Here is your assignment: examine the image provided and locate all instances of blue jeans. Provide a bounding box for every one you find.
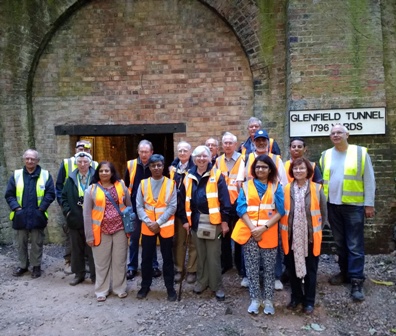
[328,203,365,279]
[127,219,159,271]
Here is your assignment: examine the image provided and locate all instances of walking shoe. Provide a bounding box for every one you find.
[328,272,348,285]
[303,305,314,315]
[193,283,207,294]
[215,288,225,301]
[136,287,150,299]
[64,260,72,275]
[69,275,85,286]
[153,267,162,278]
[174,272,182,283]
[351,279,365,302]
[31,266,41,279]
[240,277,249,288]
[274,279,284,291]
[247,299,261,314]
[286,300,301,310]
[186,272,196,284]
[126,269,137,280]
[167,288,177,302]
[263,299,275,315]
[12,267,28,277]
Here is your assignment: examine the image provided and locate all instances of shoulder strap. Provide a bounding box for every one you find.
[96,184,123,217]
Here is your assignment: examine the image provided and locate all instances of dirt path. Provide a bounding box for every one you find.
[0,245,395,336]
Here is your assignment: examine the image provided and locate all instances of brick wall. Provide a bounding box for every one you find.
[0,0,395,252]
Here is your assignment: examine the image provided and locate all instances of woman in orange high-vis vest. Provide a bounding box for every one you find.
[178,145,231,302]
[284,138,323,184]
[280,157,328,315]
[83,161,131,302]
[232,154,285,316]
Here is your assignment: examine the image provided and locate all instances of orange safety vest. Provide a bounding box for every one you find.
[245,152,281,180]
[215,154,243,204]
[241,138,274,157]
[140,177,175,238]
[284,160,316,183]
[90,181,127,246]
[231,180,279,248]
[184,168,222,225]
[280,182,322,256]
[127,159,138,194]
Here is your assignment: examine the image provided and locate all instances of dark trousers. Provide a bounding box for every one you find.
[69,228,95,279]
[221,209,241,272]
[328,203,365,279]
[285,245,319,307]
[127,219,159,271]
[141,234,174,290]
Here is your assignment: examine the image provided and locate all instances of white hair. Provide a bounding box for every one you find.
[192,145,211,165]
[222,132,237,143]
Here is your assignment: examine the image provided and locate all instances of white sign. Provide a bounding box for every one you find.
[289,108,386,137]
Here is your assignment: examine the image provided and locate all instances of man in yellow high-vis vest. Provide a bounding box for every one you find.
[5,149,55,279]
[320,124,375,302]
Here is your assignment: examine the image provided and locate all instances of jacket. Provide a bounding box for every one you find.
[61,166,95,230]
[5,165,55,230]
[280,181,327,256]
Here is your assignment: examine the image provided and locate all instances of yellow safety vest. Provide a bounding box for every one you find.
[10,169,49,220]
[127,159,138,194]
[280,182,323,256]
[320,145,366,203]
[140,177,175,238]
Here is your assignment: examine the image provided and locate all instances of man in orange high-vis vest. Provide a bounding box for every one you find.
[135,154,177,301]
[215,132,244,276]
[238,117,281,156]
[123,139,161,280]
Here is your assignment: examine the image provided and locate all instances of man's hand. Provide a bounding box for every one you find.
[183,222,190,233]
[86,240,94,247]
[365,206,375,218]
[147,221,160,234]
[220,221,229,237]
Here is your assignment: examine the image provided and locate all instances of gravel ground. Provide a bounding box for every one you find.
[0,243,395,336]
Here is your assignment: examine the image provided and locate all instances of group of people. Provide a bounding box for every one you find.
[5,117,376,314]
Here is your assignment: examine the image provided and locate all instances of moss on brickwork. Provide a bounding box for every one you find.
[257,0,277,69]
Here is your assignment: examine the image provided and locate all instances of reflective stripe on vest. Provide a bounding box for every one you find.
[141,177,175,238]
[127,159,138,194]
[320,145,366,203]
[245,152,280,180]
[90,181,126,246]
[215,154,243,204]
[10,169,49,220]
[231,180,278,248]
[184,168,222,226]
[64,157,98,184]
[280,182,322,256]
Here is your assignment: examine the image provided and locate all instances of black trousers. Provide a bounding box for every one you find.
[284,243,319,307]
[141,234,174,290]
[221,208,241,272]
[69,228,95,279]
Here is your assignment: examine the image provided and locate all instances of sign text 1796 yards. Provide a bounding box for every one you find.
[289,108,385,137]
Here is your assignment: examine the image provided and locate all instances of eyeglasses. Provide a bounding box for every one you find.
[196,155,209,159]
[255,165,269,170]
[149,164,163,169]
[178,149,189,153]
[292,167,307,171]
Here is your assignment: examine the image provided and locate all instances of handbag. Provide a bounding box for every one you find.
[97,184,136,233]
[196,213,216,240]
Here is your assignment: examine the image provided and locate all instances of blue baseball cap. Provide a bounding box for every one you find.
[253,129,269,140]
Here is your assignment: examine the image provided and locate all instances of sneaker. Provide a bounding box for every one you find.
[329,272,348,286]
[193,283,207,294]
[64,261,72,275]
[69,275,85,286]
[240,277,249,288]
[186,272,196,284]
[126,269,137,280]
[174,272,182,283]
[215,288,225,301]
[274,279,284,291]
[247,299,261,314]
[263,299,275,315]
